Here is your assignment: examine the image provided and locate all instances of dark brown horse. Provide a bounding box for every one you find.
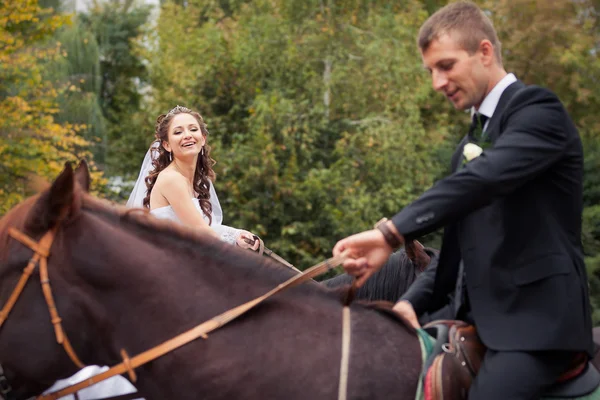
[0,163,422,399]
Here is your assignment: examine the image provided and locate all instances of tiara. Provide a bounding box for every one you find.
[166,105,192,117]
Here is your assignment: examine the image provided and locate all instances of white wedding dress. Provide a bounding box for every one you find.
[149,194,242,245]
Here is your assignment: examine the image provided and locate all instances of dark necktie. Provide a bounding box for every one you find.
[468,113,489,139]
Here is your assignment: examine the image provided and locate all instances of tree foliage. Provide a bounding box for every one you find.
[5,0,600,317]
[77,0,152,176]
[48,19,107,164]
[0,0,96,214]
[141,0,455,266]
[104,0,593,273]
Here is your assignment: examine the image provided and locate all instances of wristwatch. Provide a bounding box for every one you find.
[374,218,403,250]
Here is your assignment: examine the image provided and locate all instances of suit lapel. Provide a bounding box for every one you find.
[451,136,470,172]
[484,80,525,142]
[450,80,526,173]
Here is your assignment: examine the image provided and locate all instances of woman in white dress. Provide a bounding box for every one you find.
[45,107,260,400]
[128,105,259,250]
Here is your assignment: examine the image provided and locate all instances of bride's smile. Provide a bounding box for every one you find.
[164,113,206,159]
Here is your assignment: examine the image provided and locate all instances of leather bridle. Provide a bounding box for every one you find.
[250,235,303,274]
[0,224,349,400]
[0,226,84,400]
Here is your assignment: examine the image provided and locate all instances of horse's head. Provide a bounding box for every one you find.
[0,162,97,398]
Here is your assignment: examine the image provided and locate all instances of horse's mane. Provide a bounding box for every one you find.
[322,249,425,303]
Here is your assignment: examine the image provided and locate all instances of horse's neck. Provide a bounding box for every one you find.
[69,215,289,349]
[63,212,421,400]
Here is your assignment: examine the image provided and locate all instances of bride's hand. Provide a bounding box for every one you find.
[236,231,261,251]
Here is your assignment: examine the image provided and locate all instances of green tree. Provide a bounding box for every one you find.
[0,0,97,214]
[78,0,152,177]
[123,0,600,280]
[48,19,107,165]
[147,0,447,266]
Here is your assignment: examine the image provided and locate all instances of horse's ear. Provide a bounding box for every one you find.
[25,162,75,235]
[75,160,91,192]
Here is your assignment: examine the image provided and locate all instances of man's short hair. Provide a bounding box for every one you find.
[418,1,502,65]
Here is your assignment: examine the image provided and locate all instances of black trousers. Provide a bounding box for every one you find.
[469,349,576,400]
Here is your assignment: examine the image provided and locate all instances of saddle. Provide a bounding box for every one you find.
[421,320,600,400]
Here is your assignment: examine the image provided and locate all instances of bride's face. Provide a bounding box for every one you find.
[162,113,206,161]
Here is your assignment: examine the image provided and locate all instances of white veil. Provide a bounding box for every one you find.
[126,141,224,226]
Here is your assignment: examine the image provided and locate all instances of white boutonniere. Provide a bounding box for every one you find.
[463,142,483,162]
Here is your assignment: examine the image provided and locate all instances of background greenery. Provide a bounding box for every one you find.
[3,0,600,320]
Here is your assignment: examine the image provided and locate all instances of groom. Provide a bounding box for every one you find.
[333,1,593,399]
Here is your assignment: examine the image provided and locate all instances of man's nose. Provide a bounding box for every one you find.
[431,70,448,92]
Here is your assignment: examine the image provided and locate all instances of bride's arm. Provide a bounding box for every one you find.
[207,181,259,250]
[158,174,220,239]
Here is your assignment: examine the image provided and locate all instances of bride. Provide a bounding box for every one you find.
[127,105,259,250]
[45,106,260,400]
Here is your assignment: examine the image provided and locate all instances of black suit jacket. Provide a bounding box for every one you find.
[396,81,593,355]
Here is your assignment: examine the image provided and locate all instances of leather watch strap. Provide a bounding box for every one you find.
[374,218,403,250]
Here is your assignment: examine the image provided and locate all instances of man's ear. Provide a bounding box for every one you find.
[75,160,91,192]
[479,39,495,66]
[25,162,75,236]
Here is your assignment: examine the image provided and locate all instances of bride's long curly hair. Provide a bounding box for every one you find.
[142,106,217,225]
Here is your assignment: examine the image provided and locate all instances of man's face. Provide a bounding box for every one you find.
[421,33,488,110]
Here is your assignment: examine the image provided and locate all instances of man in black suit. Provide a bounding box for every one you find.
[332,2,593,398]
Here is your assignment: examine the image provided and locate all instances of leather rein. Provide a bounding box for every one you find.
[250,235,303,274]
[0,224,348,400]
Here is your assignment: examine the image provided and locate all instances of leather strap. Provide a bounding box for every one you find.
[0,254,39,328]
[40,251,84,368]
[37,253,348,400]
[337,307,351,400]
[374,218,403,250]
[263,248,302,274]
[0,229,53,328]
[404,240,430,272]
[250,235,303,274]
[5,228,85,369]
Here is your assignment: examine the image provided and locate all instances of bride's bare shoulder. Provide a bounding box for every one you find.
[154,168,189,194]
[156,167,183,183]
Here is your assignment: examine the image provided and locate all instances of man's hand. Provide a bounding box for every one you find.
[392,300,421,329]
[332,229,393,287]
